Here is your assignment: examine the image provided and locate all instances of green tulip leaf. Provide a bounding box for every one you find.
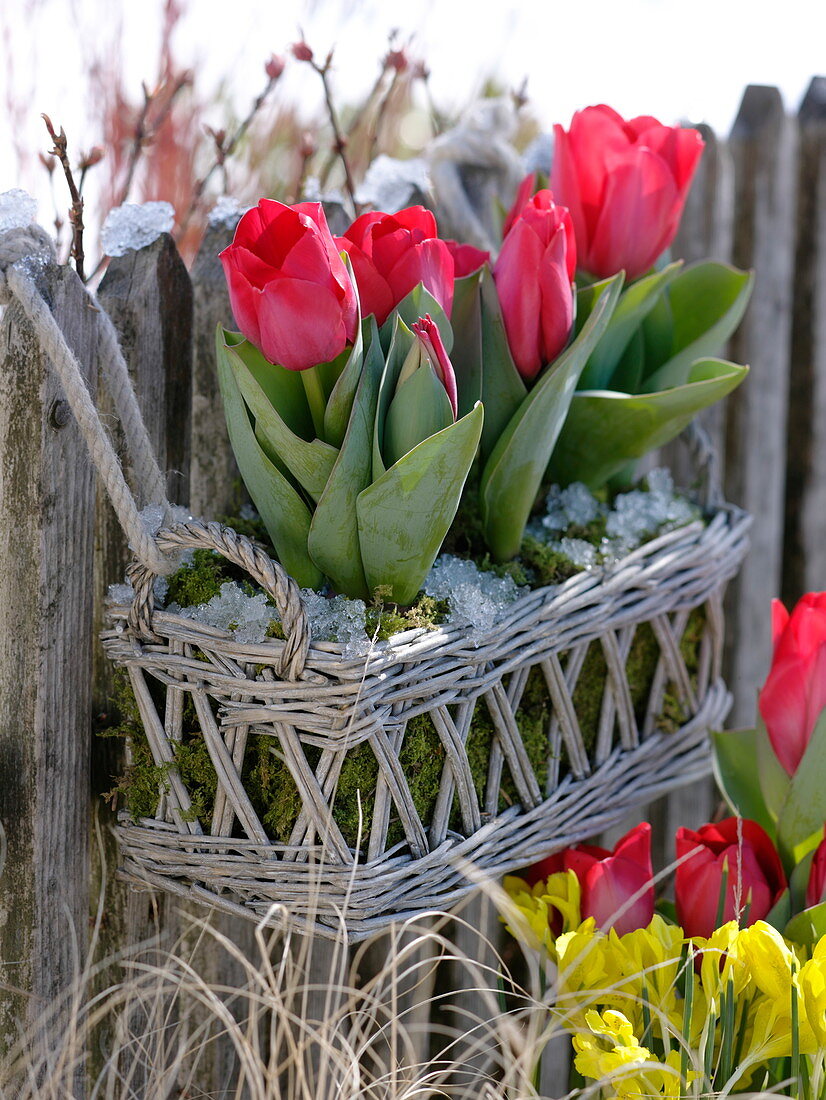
[579,261,682,390]
[225,331,312,438]
[777,709,826,865]
[308,320,384,599]
[383,363,454,468]
[711,728,776,838]
[790,848,817,913]
[323,321,365,448]
[357,403,484,605]
[480,273,623,560]
[450,268,484,416]
[478,267,527,458]
[755,715,792,825]
[372,316,418,480]
[641,289,674,373]
[784,901,826,946]
[608,328,646,394]
[547,358,748,489]
[216,328,321,589]
[764,888,791,933]
[642,262,754,392]
[386,283,453,355]
[222,335,339,502]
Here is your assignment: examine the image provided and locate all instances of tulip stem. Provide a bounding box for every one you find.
[301,365,327,441]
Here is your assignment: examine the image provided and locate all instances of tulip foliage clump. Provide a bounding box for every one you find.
[505,590,826,1099]
[216,104,752,604]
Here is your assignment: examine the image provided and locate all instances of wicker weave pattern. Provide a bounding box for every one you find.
[103,504,750,938]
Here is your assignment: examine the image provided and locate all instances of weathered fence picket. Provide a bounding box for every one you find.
[0,261,97,1076]
[0,77,824,1096]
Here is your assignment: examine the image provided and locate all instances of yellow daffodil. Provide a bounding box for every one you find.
[799,935,826,1046]
[573,1008,689,1099]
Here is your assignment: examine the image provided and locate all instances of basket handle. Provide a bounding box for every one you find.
[127,520,310,680]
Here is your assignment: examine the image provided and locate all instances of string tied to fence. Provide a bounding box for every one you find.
[0,225,177,576]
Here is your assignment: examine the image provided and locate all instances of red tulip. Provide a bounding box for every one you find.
[562,822,655,935]
[551,104,704,280]
[220,199,358,371]
[675,818,787,940]
[758,593,826,776]
[806,832,826,909]
[493,189,576,381]
[336,206,454,326]
[443,239,490,278]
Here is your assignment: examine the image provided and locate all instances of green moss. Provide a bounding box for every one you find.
[166,549,228,608]
[242,735,317,843]
[365,593,450,641]
[570,642,609,756]
[518,536,582,587]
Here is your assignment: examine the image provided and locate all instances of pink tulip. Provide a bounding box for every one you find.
[551,104,704,280]
[219,199,358,371]
[806,831,826,909]
[758,592,826,776]
[675,818,787,939]
[336,206,454,326]
[493,189,576,381]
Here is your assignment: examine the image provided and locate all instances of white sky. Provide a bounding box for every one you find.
[2,0,825,216]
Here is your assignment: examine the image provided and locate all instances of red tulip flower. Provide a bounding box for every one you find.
[493,189,576,381]
[336,206,454,326]
[219,199,358,371]
[675,818,787,940]
[410,314,458,416]
[502,171,538,239]
[551,104,704,281]
[806,831,826,909]
[443,239,490,278]
[758,593,826,776]
[525,823,654,935]
[563,822,655,935]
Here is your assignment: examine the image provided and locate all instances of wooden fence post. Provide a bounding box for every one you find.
[784,76,826,604]
[724,85,798,726]
[0,262,97,1072]
[190,221,241,519]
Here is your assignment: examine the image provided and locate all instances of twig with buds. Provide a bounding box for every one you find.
[293,39,359,212]
[116,72,192,209]
[177,54,285,237]
[42,114,86,281]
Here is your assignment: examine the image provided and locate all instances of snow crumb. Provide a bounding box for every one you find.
[101,202,175,256]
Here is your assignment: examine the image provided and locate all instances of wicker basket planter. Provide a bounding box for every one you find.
[102,485,750,940]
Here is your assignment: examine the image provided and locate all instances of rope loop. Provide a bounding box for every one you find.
[0,225,56,305]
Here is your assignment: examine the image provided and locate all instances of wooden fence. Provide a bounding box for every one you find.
[0,77,824,1096]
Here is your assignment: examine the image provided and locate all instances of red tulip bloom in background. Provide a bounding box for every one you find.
[525,823,655,935]
[806,832,826,909]
[502,171,537,239]
[675,818,787,940]
[493,189,576,381]
[758,592,826,776]
[551,104,704,281]
[220,199,358,371]
[336,206,455,326]
[443,239,490,278]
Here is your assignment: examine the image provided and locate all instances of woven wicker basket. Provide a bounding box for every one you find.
[103,470,750,940]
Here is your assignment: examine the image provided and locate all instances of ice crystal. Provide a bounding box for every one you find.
[0,189,37,231]
[425,555,524,644]
[101,202,175,256]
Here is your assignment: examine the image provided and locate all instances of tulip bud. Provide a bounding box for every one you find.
[384,48,409,73]
[758,592,826,776]
[563,822,655,935]
[383,317,457,467]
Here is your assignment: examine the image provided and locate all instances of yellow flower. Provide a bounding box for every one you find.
[799,936,826,1047]
[694,920,751,1005]
[554,920,625,1025]
[502,870,582,955]
[610,916,685,1033]
[573,1008,688,1099]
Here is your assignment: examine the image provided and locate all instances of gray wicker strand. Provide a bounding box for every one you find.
[0,227,174,575]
